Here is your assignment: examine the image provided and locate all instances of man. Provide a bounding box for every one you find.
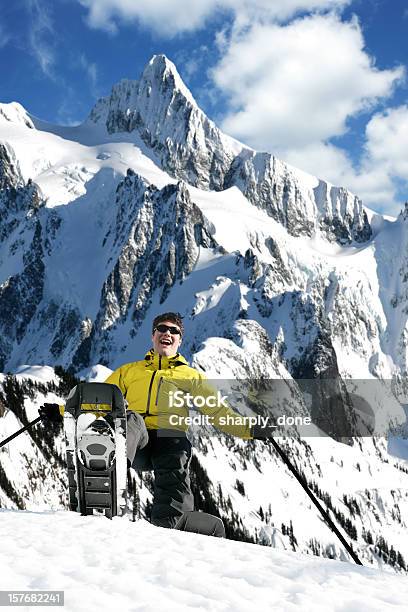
[105,311,254,529]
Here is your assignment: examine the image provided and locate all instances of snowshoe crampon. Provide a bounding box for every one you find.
[64,382,127,519]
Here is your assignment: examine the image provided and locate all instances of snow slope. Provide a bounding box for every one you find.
[0,509,407,612]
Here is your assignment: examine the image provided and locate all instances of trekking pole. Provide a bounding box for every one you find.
[0,403,61,450]
[266,436,363,566]
[0,416,42,450]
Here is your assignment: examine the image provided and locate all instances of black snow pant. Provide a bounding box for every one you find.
[126,412,194,528]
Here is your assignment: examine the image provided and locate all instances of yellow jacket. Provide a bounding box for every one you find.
[104,349,252,439]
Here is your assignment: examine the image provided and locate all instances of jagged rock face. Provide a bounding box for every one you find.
[71,173,217,369]
[224,150,371,244]
[316,183,372,244]
[89,55,237,191]
[0,145,40,212]
[224,152,310,235]
[0,145,45,370]
[0,161,219,370]
[110,174,216,310]
[0,145,20,191]
[241,239,294,319]
[292,327,355,440]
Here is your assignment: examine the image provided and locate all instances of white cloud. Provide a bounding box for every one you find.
[78,0,218,35]
[353,105,408,213]
[279,107,408,215]
[27,0,56,76]
[212,14,403,149]
[364,105,408,179]
[79,54,99,97]
[77,0,350,36]
[210,13,405,214]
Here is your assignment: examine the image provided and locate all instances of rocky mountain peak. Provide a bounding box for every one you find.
[87,53,197,130]
[140,53,197,106]
[85,56,373,243]
[87,54,240,191]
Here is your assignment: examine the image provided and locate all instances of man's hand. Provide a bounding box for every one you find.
[39,403,62,423]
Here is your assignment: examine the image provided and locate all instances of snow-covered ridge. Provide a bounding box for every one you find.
[0,102,34,130]
[225,149,371,243]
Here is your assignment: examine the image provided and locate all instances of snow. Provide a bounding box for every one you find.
[12,364,59,385]
[0,119,173,208]
[78,364,113,382]
[0,102,34,129]
[0,509,407,612]
[146,54,198,108]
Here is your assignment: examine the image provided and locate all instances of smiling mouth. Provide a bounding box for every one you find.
[160,338,172,346]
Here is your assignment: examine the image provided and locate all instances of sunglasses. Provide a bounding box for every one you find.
[154,324,182,336]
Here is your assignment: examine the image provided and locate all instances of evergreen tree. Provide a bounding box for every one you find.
[397,552,406,571]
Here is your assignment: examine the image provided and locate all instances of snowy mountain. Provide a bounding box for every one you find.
[87,55,371,243]
[1,54,408,576]
[0,55,402,378]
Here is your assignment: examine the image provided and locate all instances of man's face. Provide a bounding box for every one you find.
[152,320,182,357]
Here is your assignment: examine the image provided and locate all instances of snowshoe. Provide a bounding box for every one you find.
[64,382,127,519]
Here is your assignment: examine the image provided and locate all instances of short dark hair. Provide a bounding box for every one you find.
[152,312,184,335]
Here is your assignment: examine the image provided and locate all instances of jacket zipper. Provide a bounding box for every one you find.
[155,377,163,406]
[146,371,157,416]
[146,356,166,415]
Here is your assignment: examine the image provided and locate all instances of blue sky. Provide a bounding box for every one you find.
[1,0,407,215]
